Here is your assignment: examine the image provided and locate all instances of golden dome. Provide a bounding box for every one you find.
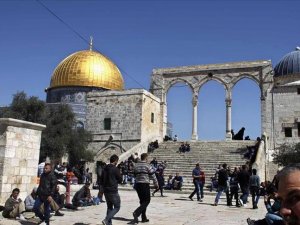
[49,50,124,90]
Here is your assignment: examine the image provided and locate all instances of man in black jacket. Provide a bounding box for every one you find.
[34,163,57,225]
[101,154,122,225]
[238,165,250,206]
[213,163,230,206]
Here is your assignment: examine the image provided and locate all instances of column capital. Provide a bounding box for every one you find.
[225,98,232,107]
[192,94,198,107]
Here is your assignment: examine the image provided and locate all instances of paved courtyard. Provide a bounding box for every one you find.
[0,190,267,225]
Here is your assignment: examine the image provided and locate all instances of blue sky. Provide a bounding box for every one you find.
[0,0,299,140]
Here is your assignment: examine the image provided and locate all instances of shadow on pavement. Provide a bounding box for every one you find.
[73,223,90,225]
[20,221,38,225]
[113,217,132,222]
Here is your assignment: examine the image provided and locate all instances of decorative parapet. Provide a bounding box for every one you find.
[0,118,46,204]
[252,133,268,182]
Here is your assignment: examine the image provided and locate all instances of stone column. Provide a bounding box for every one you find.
[225,98,232,140]
[0,118,46,203]
[191,94,198,140]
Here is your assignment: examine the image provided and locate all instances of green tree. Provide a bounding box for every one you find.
[40,104,74,160]
[67,128,94,166]
[0,91,46,123]
[1,92,94,165]
[273,142,300,166]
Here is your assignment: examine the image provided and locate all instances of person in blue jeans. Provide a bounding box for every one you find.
[249,169,260,209]
[213,163,230,206]
[189,163,202,201]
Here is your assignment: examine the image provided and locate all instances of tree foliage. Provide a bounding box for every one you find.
[0,91,94,165]
[273,142,300,166]
[0,91,46,123]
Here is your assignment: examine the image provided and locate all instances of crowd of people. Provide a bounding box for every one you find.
[1,149,300,225]
[39,161,92,186]
[179,142,191,153]
[147,140,159,153]
[1,163,103,224]
[206,161,296,225]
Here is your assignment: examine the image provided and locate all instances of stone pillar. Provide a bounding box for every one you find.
[225,98,232,140]
[162,92,168,138]
[0,118,46,203]
[191,94,198,140]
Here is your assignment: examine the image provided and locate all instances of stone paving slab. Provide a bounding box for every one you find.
[0,190,267,225]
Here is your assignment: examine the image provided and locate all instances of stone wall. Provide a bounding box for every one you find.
[141,91,161,142]
[86,89,161,159]
[272,85,300,148]
[0,118,45,203]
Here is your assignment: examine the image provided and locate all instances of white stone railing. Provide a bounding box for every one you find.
[252,133,268,182]
[118,136,160,162]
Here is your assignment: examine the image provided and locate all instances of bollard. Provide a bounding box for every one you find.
[66,180,71,204]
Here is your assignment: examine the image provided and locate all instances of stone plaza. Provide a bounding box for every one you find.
[0,189,267,225]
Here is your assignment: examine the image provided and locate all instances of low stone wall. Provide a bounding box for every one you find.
[252,140,266,182]
[0,118,45,204]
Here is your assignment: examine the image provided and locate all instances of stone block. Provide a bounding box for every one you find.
[10,159,19,167]
[27,159,38,168]
[14,167,20,175]
[16,176,22,184]
[2,176,7,183]
[20,167,27,176]
[21,176,30,184]
[1,184,11,193]
[5,147,15,158]
[7,176,16,184]
[25,141,33,149]
[19,159,27,167]
[26,167,37,176]
[6,132,15,139]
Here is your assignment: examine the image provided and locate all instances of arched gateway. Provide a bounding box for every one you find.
[150,60,274,140]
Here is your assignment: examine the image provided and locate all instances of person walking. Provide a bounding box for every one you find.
[34,163,57,225]
[189,163,202,201]
[152,166,165,197]
[132,153,158,224]
[213,163,230,206]
[249,169,260,209]
[238,165,250,206]
[229,167,241,207]
[101,154,122,225]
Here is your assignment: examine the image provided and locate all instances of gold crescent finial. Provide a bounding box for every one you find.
[89,36,93,51]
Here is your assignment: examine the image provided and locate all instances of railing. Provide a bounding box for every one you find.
[252,133,268,182]
[118,135,160,163]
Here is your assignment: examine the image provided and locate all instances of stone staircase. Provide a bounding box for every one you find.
[119,140,255,195]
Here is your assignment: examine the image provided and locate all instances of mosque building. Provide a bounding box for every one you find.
[269,47,300,149]
[45,43,161,162]
[45,43,300,163]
